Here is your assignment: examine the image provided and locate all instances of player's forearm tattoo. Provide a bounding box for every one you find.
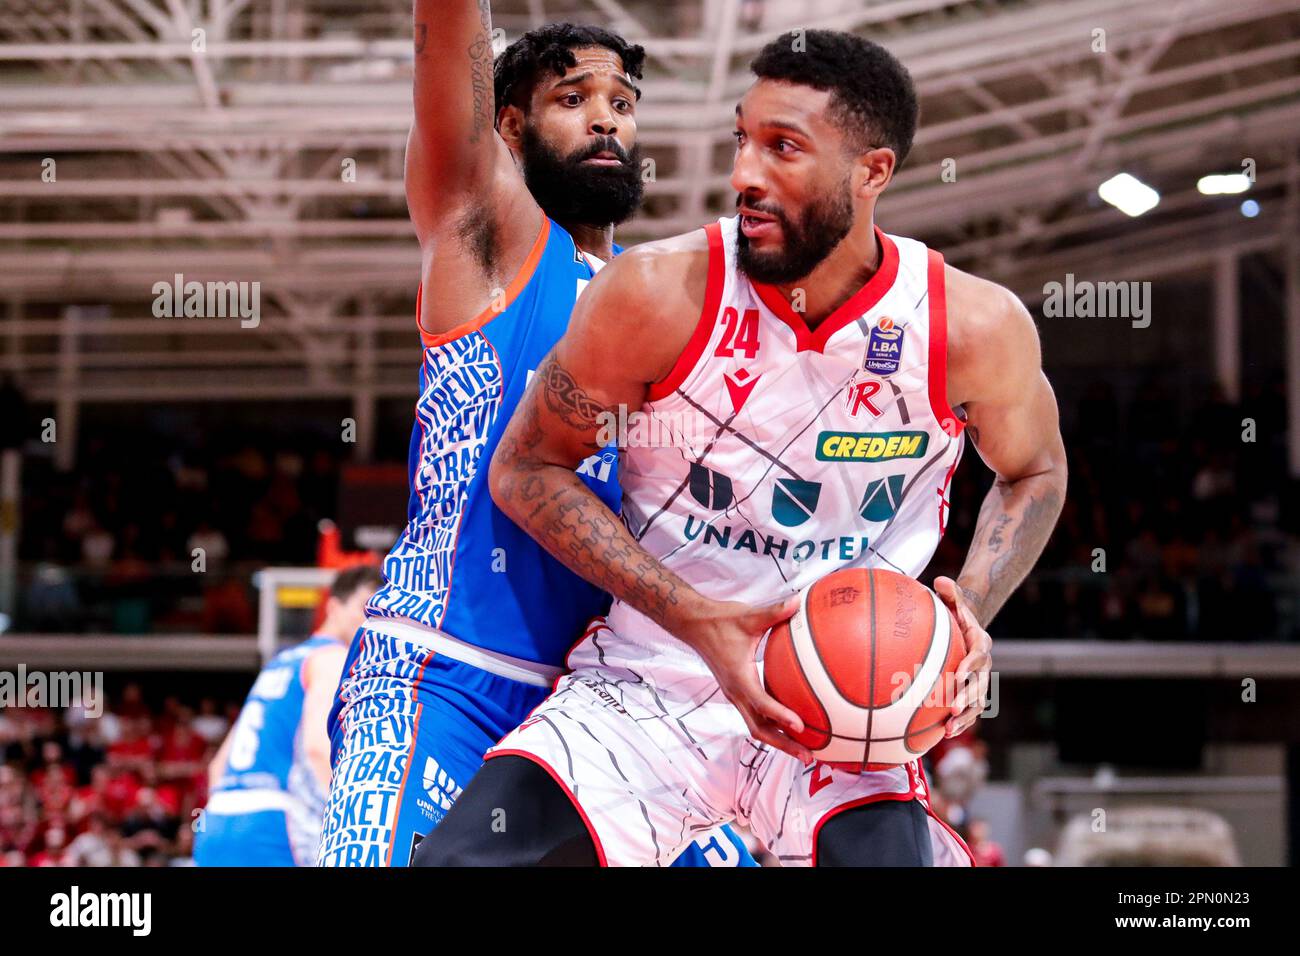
[958,478,1064,626]
[466,1,494,145]
[496,457,690,631]
[536,484,686,628]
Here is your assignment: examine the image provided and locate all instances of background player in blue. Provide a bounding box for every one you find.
[316,2,754,867]
[195,565,381,866]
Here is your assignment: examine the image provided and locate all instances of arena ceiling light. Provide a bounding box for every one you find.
[1098,173,1160,217]
[1197,173,1252,195]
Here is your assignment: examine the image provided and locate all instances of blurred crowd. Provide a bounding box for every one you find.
[17,433,342,634]
[0,684,231,866]
[1,679,1006,868]
[10,376,1300,641]
[934,378,1299,642]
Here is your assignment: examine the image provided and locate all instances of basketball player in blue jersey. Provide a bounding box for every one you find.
[315,2,754,867]
[195,565,381,866]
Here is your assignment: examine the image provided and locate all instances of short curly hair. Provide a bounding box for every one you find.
[494,23,646,122]
[750,30,918,165]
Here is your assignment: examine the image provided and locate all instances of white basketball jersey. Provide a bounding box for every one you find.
[606,215,967,663]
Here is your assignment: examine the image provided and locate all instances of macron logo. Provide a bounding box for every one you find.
[50,886,151,937]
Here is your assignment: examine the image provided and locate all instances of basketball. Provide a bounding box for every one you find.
[762,568,966,770]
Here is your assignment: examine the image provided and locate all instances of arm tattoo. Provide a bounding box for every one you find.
[959,480,1064,626]
[538,484,685,628]
[539,356,609,432]
[986,512,1013,553]
[466,1,494,145]
[492,358,694,632]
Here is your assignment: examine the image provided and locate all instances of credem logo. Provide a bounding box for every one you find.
[816,430,929,462]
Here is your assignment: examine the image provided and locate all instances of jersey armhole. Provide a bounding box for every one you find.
[646,221,724,402]
[926,248,965,436]
[416,216,551,349]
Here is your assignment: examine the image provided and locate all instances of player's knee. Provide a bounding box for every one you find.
[411,824,488,867]
[815,798,934,867]
[413,756,598,866]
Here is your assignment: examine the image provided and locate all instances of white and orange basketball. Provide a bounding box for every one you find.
[762,568,966,770]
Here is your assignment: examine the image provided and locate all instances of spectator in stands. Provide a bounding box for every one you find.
[64,813,140,867]
[186,519,229,568]
[191,699,229,745]
[106,717,155,777]
[199,577,256,634]
[80,520,115,568]
[964,819,1006,867]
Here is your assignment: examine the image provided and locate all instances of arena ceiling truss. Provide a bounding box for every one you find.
[0,0,1297,418]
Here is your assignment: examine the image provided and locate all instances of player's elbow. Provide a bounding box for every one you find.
[487,444,523,519]
[1042,421,1070,493]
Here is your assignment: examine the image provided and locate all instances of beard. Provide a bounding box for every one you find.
[520,125,645,227]
[735,175,856,285]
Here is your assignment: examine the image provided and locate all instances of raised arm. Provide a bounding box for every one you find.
[404,1,529,239]
[938,266,1068,737]
[488,237,811,760]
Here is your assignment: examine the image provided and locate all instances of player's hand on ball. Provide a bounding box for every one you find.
[676,596,813,764]
[934,576,991,739]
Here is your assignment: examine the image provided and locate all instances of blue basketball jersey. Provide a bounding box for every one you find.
[320,221,758,869]
[364,217,621,665]
[213,634,334,795]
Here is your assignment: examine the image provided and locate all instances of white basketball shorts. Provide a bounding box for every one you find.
[487,619,973,867]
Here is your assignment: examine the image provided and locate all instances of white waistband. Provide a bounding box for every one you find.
[206,789,296,816]
[364,617,563,687]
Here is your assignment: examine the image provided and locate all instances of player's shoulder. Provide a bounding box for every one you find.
[301,639,348,684]
[565,227,713,384]
[942,262,1032,336]
[577,228,711,322]
[601,227,711,296]
[941,261,1040,406]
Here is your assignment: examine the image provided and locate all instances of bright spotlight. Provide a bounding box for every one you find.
[1198,173,1252,195]
[1098,173,1160,217]
[1240,199,1260,218]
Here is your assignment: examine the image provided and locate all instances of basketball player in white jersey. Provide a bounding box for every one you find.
[415,29,1068,866]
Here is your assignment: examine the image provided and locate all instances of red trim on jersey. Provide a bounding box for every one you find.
[807,763,976,866]
[410,351,432,517]
[564,617,609,671]
[926,248,965,435]
[646,222,725,401]
[416,217,551,349]
[937,452,961,537]
[748,226,899,354]
[486,748,609,867]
